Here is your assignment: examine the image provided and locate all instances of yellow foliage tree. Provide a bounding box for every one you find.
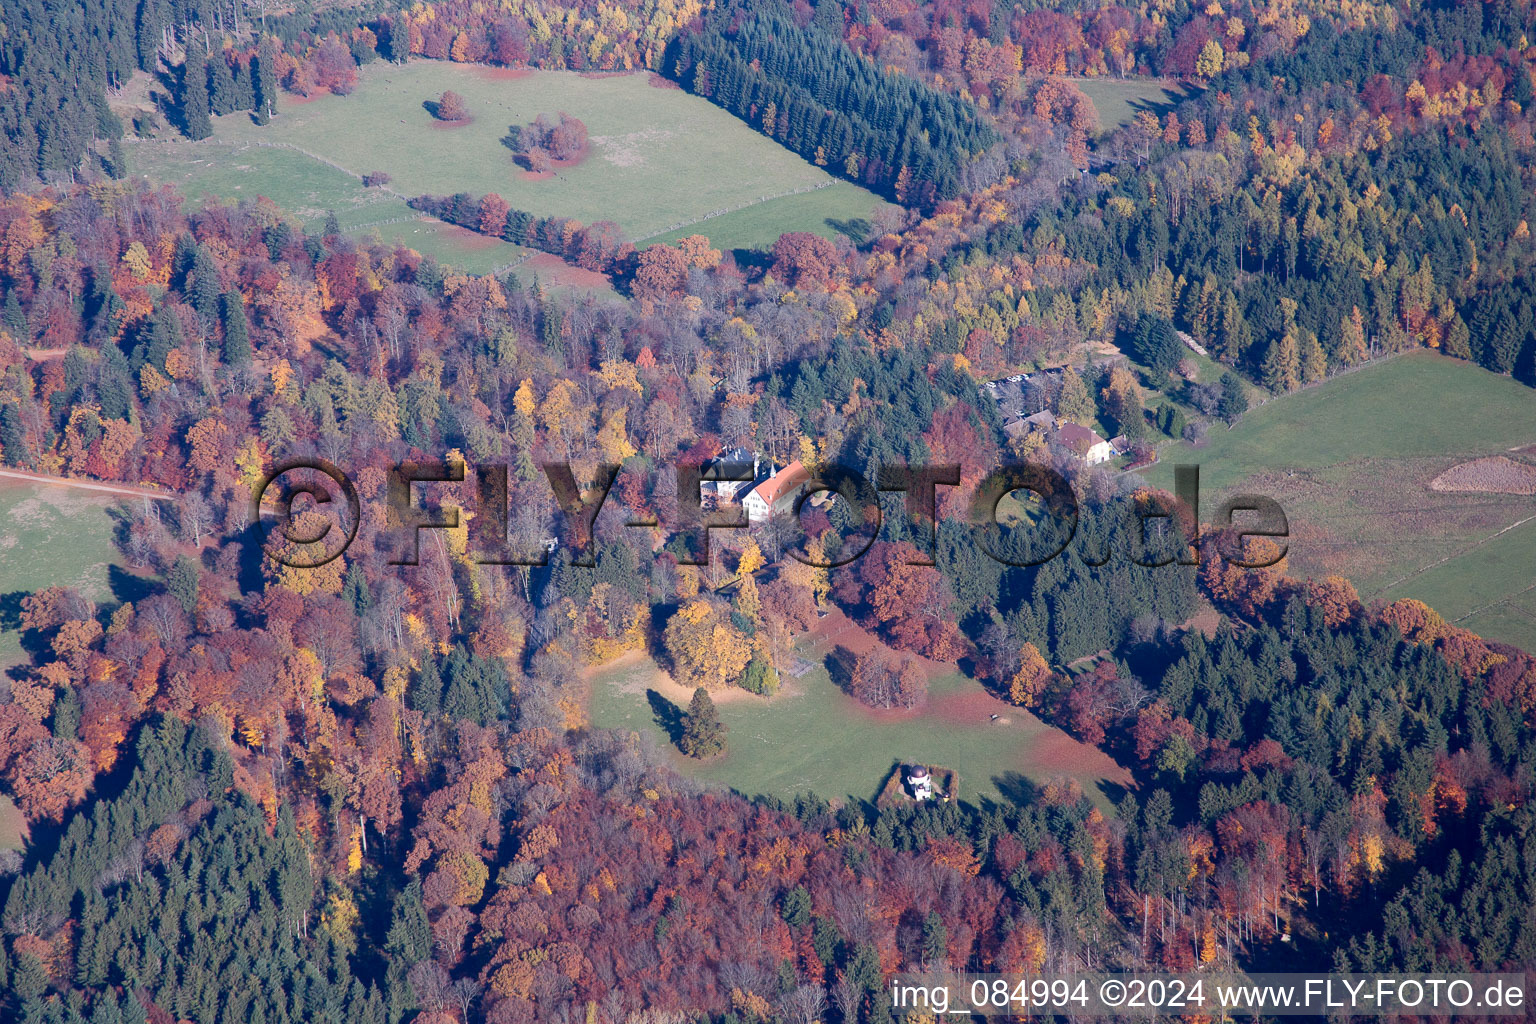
[1008,643,1051,707]
[737,538,766,576]
[595,359,643,395]
[121,241,153,280]
[514,378,536,416]
[321,890,360,955]
[664,599,750,689]
[595,407,637,463]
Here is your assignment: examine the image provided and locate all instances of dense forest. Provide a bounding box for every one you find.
[2,0,1536,1021]
[665,2,998,203]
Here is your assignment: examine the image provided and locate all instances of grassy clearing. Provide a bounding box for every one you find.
[128,138,529,275]
[586,645,1131,812]
[0,481,124,671]
[360,219,530,276]
[1375,518,1536,646]
[1140,352,1536,650]
[1458,597,1536,653]
[643,181,892,251]
[1071,76,1198,131]
[1140,353,1536,490]
[0,794,25,852]
[128,140,412,229]
[176,60,884,252]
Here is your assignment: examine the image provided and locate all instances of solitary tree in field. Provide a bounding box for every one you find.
[435,90,469,121]
[681,688,726,758]
[1217,371,1249,422]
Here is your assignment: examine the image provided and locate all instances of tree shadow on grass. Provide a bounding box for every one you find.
[825,217,872,243]
[0,592,24,633]
[646,689,687,747]
[825,644,858,695]
[991,771,1040,809]
[108,565,157,605]
[1124,84,1202,124]
[1096,778,1131,807]
[729,248,773,275]
[0,590,49,664]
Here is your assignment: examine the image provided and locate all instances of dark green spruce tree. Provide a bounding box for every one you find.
[181,42,213,140]
[254,36,279,123]
[208,48,237,115]
[681,687,727,758]
[167,554,199,614]
[220,291,250,366]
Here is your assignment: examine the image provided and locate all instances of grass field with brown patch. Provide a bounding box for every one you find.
[1430,456,1536,494]
[1141,352,1536,650]
[586,611,1132,811]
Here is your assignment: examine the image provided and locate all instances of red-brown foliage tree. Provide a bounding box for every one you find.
[435,90,470,121]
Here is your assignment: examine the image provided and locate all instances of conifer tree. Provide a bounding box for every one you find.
[167,554,200,614]
[208,50,237,115]
[0,402,28,467]
[681,687,727,757]
[385,879,432,965]
[409,657,444,716]
[1262,332,1301,392]
[254,37,280,123]
[182,44,213,140]
[98,343,133,420]
[137,302,183,374]
[1217,371,1249,422]
[342,561,372,616]
[220,291,251,366]
[3,288,28,340]
[1300,333,1328,384]
[1055,365,1095,423]
[189,245,220,325]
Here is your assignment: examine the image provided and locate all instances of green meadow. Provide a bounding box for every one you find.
[587,646,1131,812]
[1141,352,1536,651]
[1071,76,1199,131]
[0,480,125,672]
[132,60,889,271]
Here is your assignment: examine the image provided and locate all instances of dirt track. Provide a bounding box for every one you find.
[0,467,177,502]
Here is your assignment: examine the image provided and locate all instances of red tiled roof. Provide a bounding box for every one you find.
[750,461,811,506]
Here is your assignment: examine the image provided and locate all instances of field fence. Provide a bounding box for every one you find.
[346,215,422,231]
[633,179,836,243]
[489,253,538,275]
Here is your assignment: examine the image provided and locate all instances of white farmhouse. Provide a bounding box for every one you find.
[742,461,811,523]
[1055,422,1115,466]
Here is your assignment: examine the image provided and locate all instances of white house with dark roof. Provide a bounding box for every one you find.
[1055,422,1115,465]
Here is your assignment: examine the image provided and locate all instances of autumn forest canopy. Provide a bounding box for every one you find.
[3,0,1536,1022]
